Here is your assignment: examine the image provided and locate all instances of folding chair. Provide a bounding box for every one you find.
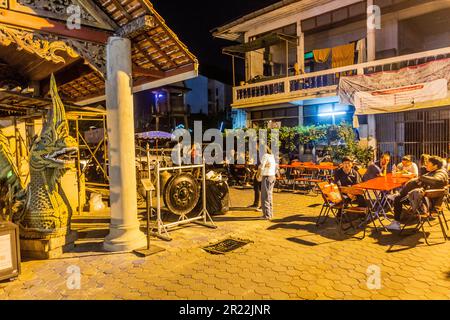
[316,182,344,226]
[338,186,372,240]
[444,185,450,211]
[400,189,448,245]
[294,167,322,196]
[275,167,290,192]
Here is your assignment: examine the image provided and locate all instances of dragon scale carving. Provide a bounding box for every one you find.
[0,75,78,239]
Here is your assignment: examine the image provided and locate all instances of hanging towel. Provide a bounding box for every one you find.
[356,38,367,64]
[353,115,360,129]
[313,48,331,63]
[332,43,355,68]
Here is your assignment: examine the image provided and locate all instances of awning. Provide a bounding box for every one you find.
[222,33,298,55]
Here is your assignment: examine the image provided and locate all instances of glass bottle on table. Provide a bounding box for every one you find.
[392,164,397,177]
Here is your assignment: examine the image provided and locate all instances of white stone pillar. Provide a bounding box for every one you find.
[367,0,376,62]
[104,37,146,252]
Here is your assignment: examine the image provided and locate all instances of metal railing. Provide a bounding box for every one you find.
[233,46,450,106]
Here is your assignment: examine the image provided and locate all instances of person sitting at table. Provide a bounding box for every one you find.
[334,156,362,187]
[419,154,430,176]
[394,155,419,177]
[363,152,392,181]
[386,156,449,231]
[334,156,366,207]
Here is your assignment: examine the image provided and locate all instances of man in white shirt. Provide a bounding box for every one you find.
[260,148,277,220]
[395,155,419,177]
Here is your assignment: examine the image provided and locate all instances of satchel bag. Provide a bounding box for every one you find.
[256,168,263,182]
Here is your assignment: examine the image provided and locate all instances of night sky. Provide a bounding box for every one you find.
[152,0,280,84]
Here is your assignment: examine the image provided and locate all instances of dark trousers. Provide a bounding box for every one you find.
[253,178,261,206]
[394,188,411,221]
[393,180,422,221]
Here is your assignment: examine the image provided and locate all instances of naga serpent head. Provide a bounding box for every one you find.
[30,74,78,171]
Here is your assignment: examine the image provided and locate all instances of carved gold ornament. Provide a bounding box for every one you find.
[0,25,79,64]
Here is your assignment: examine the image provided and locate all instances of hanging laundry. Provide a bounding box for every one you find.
[332,43,355,68]
[313,48,331,63]
[353,115,360,129]
[356,38,367,64]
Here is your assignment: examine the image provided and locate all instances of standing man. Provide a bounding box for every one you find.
[260,146,277,220]
[248,153,262,212]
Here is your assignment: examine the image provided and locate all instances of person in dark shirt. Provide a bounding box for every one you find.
[334,156,362,186]
[387,156,449,231]
[363,152,392,181]
[334,156,366,207]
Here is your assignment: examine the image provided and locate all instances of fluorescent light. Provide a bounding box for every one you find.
[318,112,346,117]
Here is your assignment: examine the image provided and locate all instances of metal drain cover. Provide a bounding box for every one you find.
[202,238,252,254]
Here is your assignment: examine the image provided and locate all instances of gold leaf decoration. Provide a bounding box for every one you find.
[0,25,79,64]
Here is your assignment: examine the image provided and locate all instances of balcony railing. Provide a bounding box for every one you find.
[233,46,450,107]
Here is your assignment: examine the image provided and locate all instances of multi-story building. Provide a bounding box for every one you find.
[134,82,191,132]
[185,75,232,129]
[213,0,450,161]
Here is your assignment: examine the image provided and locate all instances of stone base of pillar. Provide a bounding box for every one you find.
[103,224,146,252]
[20,231,78,260]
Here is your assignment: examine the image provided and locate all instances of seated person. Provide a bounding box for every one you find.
[334,156,362,186]
[419,154,430,176]
[395,155,419,177]
[386,156,449,231]
[363,152,392,181]
[334,156,365,207]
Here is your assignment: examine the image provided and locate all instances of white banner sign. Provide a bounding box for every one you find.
[0,234,13,271]
[339,58,450,114]
[354,79,448,114]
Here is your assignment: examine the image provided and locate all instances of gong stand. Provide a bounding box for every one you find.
[153,161,217,241]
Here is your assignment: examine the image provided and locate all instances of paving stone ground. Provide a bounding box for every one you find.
[1,188,449,300]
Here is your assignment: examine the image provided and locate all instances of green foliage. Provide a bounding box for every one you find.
[225,123,374,166]
[296,125,328,146]
[330,124,374,166]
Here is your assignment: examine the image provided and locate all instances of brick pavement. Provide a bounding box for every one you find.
[0,188,449,300]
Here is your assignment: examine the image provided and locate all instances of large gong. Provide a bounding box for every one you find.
[163,173,200,216]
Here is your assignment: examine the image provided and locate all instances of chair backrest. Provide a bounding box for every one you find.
[424,189,446,199]
[417,188,446,213]
[318,182,343,204]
